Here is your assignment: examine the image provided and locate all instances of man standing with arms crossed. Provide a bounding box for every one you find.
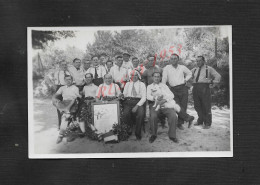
[68,58,85,92]
[162,54,194,130]
[191,56,221,129]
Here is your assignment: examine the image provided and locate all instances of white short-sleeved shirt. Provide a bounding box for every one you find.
[83,83,98,98]
[96,83,121,99]
[56,85,81,100]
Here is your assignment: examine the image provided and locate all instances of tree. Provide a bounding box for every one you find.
[32,30,75,49]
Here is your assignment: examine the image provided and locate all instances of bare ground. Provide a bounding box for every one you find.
[33,98,230,154]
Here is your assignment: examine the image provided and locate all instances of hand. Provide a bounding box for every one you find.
[209,83,216,88]
[132,105,139,113]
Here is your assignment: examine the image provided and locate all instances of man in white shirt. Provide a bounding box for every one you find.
[67,58,85,91]
[86,56,106,86]
[162,54,194,130]
[147,72,178,143]
[191,55,221,129]
[53,60,71,129]
[52,75,82,144]
[82,58,91,73]
[82,73,98,98]
[128,57,146,81]
[96,74,122,101]
[105,60,113,73]
[122,52,133,70]
[122,70,146,140]
[109,55,129,90]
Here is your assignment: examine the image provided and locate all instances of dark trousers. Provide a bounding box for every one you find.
[170,85,190,126]
[55,85,63,129]
[149,104,177,138]
[122,98,145,138]
[192,84,212,126]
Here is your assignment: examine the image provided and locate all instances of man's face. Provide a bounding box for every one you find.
[83,60,91,70]
[106,62,113,69]
[60,62,67,70]
[123,55,130,62]
[85,74,93,84]
[148,57,155,67]
[104,75,113,85]
[116,58,123,67]
[196,57,205,67]
[153,73,161,84]
[132,59,139,68]
[73,59,81,69]
[100,56,106,65]
[65,76,73,86]
[170,55,179,66]
[131,72,139,82]
[92,57,99,66]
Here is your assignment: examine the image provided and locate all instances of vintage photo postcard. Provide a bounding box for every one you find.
[28,25,232,158]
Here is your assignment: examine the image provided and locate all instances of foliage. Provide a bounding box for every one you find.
[32,30,75,49]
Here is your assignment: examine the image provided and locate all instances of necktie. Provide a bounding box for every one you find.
[132,83,137,97]
[195,67,202,82]
[94,67,98,79]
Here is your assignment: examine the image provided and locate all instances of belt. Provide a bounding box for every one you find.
[171,83,185,88]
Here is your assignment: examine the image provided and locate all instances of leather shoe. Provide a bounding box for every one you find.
[188,116,194,128]
[149,135,157,143]
[177,125,185,130]
[202,125,211,129]
[194,122,203,126]
[169,137,179,143]
[56,136,63,144]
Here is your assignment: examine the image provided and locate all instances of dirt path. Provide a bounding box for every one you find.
[33,98,230,154]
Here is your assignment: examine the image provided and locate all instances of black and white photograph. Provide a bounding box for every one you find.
[28,26,232,158]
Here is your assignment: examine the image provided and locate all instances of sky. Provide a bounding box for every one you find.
[51,26,230,52]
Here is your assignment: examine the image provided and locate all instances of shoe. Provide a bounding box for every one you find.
[188,116,194,128]
[202,125,211,129]
[136,135,142,140]
[177,125,185,130]
[194,122,203,126]
[56,136,63,144]
[66,136,76,142]
[149,135,157,143]
[169,137,179,143]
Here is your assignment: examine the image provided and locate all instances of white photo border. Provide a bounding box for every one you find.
[28,25,233,158]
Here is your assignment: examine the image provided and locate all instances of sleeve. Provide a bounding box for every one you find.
[115,84,121,97]
[146,85,154,101]
[96,85,102,99]
[137,82,147,106]
[123,82,129,97]
[210,67,221,83]
[101,66,106,78]
[163,84,174,102]
[56,86,63,95]
[190,68,196,79]
[109,67,114,79]
[74,87,82,98]
[161,67,168,84]
[86,68,91,74]
[183,66,192,81]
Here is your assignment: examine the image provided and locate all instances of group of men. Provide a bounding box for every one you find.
[53,52,221,143]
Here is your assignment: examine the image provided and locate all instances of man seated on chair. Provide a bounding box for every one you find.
[147,72,179,143]
[52,75,82,144]
[122,70,146,140]
[96,73,122,102]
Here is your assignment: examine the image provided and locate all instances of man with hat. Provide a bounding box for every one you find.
[162,53,195,130]
[122,52,133,70]
[122,70,146,140]
[191,55,221,129]
[86,55,106,86]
